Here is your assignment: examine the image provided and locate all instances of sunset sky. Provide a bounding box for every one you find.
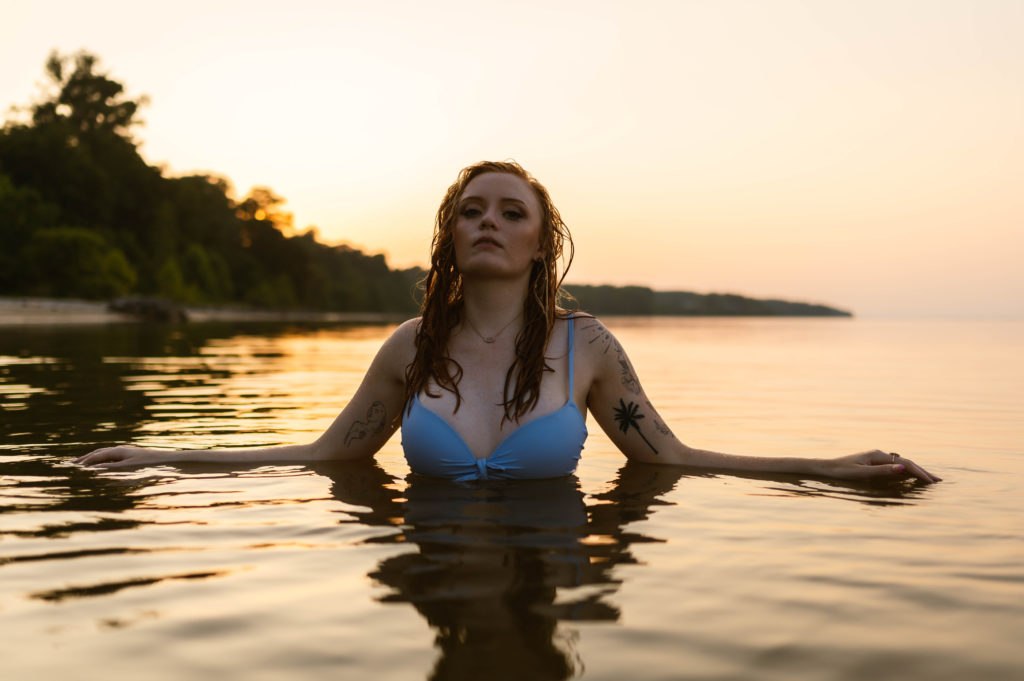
[4,0,1022,318]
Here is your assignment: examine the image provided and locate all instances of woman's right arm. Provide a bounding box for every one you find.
[74,319,418,469]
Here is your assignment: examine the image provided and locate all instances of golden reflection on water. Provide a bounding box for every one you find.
[1,319,1023,680]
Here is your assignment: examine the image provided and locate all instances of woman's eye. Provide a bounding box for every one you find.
[503,211,523,220]
[460,207,480,217]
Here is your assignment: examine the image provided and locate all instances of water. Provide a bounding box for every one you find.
[1,317,1022,680]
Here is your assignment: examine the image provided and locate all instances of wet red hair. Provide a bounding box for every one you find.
[403,161,575,422]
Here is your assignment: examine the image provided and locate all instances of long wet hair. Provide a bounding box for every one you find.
[403,160,575,423]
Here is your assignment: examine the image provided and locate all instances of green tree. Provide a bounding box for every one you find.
[182,242,233,303]
[23,227,136,298]
[1,51,424,314]
[31,50,147,140]
[155,257,187,302]
[0,172,60,291]
[2,50,160,279]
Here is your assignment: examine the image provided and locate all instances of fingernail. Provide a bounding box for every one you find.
[893,464,905,473]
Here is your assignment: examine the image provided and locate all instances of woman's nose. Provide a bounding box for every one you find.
[479,208,497,229]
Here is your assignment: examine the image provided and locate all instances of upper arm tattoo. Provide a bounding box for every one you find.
[344,401,388,446]
[583,321,640,394]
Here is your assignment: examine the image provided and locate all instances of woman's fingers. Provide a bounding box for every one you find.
[73,449,102,465]
[882,451,942,483]
[832,450,941,484]
[846,461,909,480]
[861,450,941,484]
[897,457,942,483]
[73,447,115,465]
[73,446,140,468]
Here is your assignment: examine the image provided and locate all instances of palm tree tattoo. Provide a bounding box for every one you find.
[613,399,658,454]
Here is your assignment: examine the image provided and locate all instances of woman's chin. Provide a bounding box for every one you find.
[462,265,532,281]
[457,259,533,281]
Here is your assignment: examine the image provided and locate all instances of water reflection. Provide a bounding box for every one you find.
[30,568,229,602]
[0,321,374,450]
[315,459,687,681]
[1,321,968,680]
[1,323,230,448]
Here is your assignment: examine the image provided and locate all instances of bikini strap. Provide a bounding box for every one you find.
[567,313,575,403]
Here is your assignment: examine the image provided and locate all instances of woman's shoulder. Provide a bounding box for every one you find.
[563,312,623,363]
[560,309,609,353]
[376,317,420,358]
[559,308,596,324]
[394,316,422,336]
[561,309,603,336]
[364,318,420,384]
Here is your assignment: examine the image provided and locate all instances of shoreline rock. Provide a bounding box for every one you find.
[108,297,189,323]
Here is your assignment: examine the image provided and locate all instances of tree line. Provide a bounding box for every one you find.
[1,51,849,318]
[0,51,424,313]
[564,285,850,316]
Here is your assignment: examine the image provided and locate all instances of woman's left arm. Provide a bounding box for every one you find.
[580,320,941,484]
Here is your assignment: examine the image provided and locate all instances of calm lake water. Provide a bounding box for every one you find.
[1,317,1022,680]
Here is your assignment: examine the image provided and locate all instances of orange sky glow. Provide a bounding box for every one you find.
[4,0,1022,318]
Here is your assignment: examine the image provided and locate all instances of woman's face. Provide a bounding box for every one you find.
[452,172,544,280]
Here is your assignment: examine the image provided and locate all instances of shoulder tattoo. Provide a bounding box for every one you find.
[583,322,641,395]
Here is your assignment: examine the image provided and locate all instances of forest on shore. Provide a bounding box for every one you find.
[0,51,423,314]
[0,51,849,318]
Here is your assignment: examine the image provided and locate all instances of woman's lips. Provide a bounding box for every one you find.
[473,237,502,248]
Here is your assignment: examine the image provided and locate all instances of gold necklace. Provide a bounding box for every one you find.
[464,312,522,344]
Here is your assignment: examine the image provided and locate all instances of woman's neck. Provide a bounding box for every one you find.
[459,276,529,339]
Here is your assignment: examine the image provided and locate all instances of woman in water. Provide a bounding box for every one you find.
[75,161,940,484]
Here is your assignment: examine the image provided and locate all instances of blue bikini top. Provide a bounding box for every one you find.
[401,315,587,481]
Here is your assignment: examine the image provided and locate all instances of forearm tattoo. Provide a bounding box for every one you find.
[344,401,388,446]
[583,322,640,394]
[613,399,659,454]
[645,399,672,436]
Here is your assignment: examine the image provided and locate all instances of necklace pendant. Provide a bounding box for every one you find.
[483,337,496,343]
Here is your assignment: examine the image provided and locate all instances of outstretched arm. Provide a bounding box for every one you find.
[581,319,940,484]
[74,320,417,469]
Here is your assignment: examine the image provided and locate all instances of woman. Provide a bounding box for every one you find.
[75,161,940,484]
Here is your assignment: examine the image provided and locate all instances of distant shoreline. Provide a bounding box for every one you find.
[0,292,852,326]
[0,297,404,326]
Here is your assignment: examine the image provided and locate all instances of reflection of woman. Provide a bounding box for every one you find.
[317,459,682,681]
[371,474,590,680]
[76,161,940,484]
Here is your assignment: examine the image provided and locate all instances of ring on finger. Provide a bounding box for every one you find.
[890,452,899,462]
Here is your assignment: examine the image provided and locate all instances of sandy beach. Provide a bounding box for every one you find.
[0,297,134,325]
[0,296,403,326]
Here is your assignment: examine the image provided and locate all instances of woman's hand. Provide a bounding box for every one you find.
[73,445,172,469]
[817,450,941,484]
